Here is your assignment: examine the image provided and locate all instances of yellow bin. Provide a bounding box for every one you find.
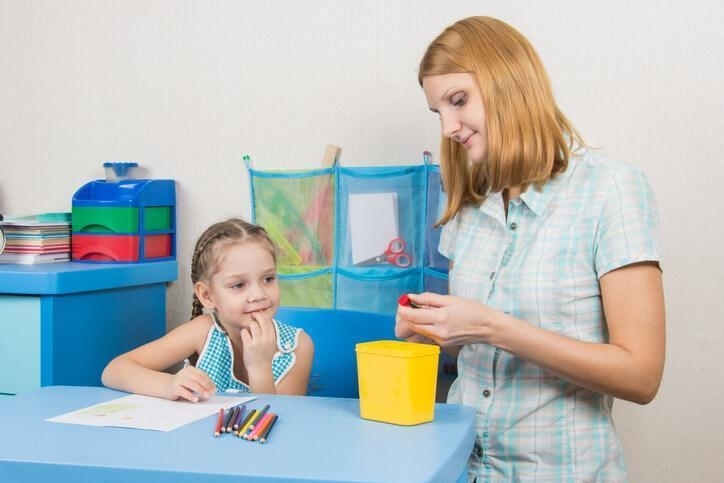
[355,340,440,425]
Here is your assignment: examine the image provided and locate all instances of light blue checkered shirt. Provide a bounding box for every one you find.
[440,150,660,482]
[196,315,300,392]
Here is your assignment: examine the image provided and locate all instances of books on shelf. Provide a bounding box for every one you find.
[0,212,71,264]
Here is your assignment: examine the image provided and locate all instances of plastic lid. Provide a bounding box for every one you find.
[103,162,138,177]
[355,340,440,357]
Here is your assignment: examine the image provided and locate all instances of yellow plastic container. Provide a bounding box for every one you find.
[355,340,440,425]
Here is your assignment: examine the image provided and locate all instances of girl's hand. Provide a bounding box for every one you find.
[167,365,216,403]
[240,311,278,371]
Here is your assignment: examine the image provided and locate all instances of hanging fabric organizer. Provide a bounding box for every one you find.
[245,152,449,317]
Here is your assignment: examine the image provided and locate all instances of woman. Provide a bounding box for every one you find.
[396,16,665,482]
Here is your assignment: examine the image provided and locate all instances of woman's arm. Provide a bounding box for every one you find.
[399,262,665,404]
[101,316,216,402]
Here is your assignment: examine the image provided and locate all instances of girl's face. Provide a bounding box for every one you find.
[422,72,488,164]
[200,241,280,331]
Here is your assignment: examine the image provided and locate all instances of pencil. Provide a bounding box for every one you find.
[242,404,269,440]
[232,404,246,431]
[234,408,254,436]
[247,412,272,441]
[224,406,238,433]
[259,413,278,444]
[250,412,274,441]
[245,404,270,433]
[236,409,257,437]
[213,407,224,437]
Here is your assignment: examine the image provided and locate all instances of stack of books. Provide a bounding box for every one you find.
[0,212,71,264]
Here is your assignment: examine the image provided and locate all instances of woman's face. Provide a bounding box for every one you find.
[422,72,488,164]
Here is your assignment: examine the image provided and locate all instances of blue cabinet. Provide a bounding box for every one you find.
[0,261,177,394]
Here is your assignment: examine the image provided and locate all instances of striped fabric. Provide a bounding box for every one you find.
[440,150,660,482]
[196,315,300,392]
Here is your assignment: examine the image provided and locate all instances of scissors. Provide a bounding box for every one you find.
[357,237,412,268]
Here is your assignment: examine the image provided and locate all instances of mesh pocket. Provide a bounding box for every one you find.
[278,266,333,308]
[251,168,335,267]
[336,266,422,315]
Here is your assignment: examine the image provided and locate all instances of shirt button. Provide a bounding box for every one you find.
[489,272,495,280]
[482,389,491,397]
[509,222,517,230]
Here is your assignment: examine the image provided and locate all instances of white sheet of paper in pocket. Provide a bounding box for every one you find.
[348,192,399,265]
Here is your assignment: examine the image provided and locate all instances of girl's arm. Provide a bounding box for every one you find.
[275,330,314,395]
[400,262,665,404]
[241,313,314,395]
[101,317,216,402]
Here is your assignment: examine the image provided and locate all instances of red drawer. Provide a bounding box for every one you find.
[72,234,172,262]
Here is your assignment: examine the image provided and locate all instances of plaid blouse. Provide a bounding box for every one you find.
[440,150,660,482]
[196,315,300,392]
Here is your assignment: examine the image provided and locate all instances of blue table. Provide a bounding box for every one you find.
[0,386,476,483]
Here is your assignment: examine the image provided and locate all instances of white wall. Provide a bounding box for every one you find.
[2,1,722,481]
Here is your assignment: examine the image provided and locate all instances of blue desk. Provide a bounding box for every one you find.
[0,386,476,483]
[0,261,177,394]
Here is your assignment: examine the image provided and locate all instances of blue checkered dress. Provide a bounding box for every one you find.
[196,315,301,392]
[440,150,660,482]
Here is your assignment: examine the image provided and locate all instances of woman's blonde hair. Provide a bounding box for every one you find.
[419,16,584,224]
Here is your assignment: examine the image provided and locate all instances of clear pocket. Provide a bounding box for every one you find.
[425,166,449,271]
[250,167,335,267]
[423,267,449,295]
[336,266,422,315]
[278,266,334,308]
[337,165,426,269]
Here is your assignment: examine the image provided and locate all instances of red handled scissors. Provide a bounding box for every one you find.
[357,237,412,268]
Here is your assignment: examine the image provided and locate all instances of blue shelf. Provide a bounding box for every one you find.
[0,260,177,294]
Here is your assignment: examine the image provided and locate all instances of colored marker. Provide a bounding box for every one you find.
[398,294,421,308]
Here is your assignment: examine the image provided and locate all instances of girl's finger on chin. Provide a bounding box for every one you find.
[240,328,252,344]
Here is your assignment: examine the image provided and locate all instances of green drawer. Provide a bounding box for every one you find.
[73,206,173,234]
[143,206,172,231]
[72,206,139,233]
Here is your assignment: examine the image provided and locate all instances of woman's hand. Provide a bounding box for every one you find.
[396,292,503,347]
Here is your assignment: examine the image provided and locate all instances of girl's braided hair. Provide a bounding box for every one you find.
[190,218,276,319]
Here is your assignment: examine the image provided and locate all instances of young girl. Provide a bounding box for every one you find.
[102,218,314,401]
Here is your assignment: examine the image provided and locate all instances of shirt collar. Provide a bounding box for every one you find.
[518,183,551,216]
[479,161,573,218]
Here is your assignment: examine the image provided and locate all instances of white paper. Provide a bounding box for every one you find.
[349,192,399,264]
[46,394,255,432]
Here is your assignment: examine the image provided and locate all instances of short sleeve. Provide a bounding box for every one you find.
[438,213,459,261]
[594,165,661,277]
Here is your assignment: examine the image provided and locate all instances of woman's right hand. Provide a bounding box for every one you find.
[396,292,502,347]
